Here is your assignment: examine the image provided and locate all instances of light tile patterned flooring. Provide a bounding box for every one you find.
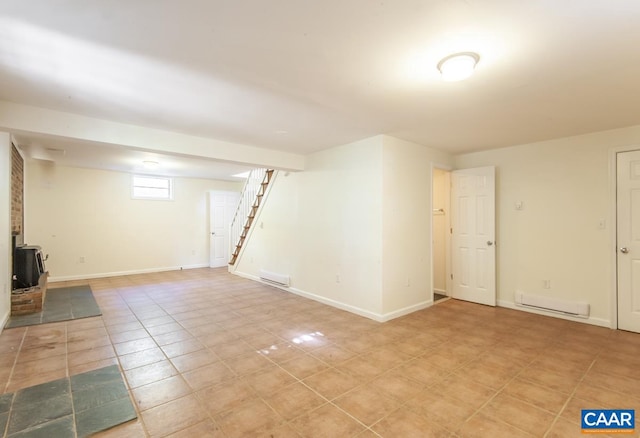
[1,267,639,437]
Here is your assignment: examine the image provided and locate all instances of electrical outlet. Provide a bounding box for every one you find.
[336,274,340,283]
[79,256,85,263]
[543,280,551,289]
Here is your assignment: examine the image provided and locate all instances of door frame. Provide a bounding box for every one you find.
[609,144,640,329]
[209,190,240,268]
[430,163,453,303]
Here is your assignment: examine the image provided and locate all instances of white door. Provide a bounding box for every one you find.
[209,191,240,268]
[617,150,640,333]
[451,166,496,306]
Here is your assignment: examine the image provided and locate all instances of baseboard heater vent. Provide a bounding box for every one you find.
[515,291,589,318]
[259,270,290,287]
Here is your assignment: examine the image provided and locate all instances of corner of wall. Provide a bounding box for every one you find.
[0,132,13,332]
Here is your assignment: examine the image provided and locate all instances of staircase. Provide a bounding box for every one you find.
[229,169,274,266]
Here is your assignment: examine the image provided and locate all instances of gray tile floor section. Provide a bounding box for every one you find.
[0,365,136,437]
[6,286,101,329]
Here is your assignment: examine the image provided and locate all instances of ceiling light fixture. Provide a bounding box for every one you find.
[142,160,159,170]
[437,52,480,82]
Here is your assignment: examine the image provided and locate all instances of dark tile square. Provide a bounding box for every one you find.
[70,365,121,392]
[75,397,137,438]
[8,414,74,438]
[42,312,72,323]
[71,305,101,319]
[8,393,72,434]
[0,392,14,413]
[6,316,42,328]
[0,412,8,435]
[13,378,70,408]
[6,285,101,328]
[73,380,129,413]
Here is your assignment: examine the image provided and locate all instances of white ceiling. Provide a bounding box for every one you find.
[2,0,640,178]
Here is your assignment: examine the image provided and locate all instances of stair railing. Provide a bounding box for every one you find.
[229,168,268,264]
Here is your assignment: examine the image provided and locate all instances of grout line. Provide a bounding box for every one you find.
[3,328,27,395]
[447,335,545,437]
[542,354,599,438]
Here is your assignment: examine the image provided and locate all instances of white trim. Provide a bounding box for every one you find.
[497,299,611,328]
[430,163,452,303]
[0,309,9,334]
[231,270,426,322]
[434,288,447,295]
[609,144,640,330]
[48,263,209,282]
[379,300,432,322]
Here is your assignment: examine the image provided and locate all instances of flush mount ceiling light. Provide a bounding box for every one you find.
[142,160,159,170]
[437,52,480,82]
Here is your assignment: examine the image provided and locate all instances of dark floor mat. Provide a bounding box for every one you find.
[2,365,136,438]
[5,285,101,329]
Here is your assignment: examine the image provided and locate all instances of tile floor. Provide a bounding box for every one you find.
[0,267,639,437]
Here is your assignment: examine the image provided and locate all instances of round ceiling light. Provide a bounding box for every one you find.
[142,160,159,169]
[437,52,480,82]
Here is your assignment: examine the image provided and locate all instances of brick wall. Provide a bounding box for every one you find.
[11,143,23,235]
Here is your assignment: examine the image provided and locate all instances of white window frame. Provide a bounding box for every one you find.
[131,175,173,200]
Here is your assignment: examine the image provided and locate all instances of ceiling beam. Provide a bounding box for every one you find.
[0,101,305,171]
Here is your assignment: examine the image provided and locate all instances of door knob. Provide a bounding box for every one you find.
[620,247,629,254]
[211,232,215,236]
[487,241,494,246]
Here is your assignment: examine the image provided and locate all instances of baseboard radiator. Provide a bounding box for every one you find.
[259,269,290,287]
[515,291,589,318]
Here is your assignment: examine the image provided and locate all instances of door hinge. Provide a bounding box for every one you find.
[450,228,453,234]
[450,274,453,280]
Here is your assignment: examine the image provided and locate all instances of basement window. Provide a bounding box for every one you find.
[131,175,173,200]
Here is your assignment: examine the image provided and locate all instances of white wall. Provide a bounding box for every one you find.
[25,160,242,280]
[455,124,640,326]
[0,132,11,328]
[380,136,452,317]
[234,135,455,321]
[234,136,385,317]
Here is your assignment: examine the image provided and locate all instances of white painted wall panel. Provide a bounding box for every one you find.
[25,160,241,280]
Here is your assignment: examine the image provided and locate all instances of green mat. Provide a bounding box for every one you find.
[5,285,101,329]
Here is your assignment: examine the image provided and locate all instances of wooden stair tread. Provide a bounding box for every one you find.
[228,168,275,265]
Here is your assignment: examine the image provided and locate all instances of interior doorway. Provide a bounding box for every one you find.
[209,190,240,268]
[616,149,640,333]
[432,167,451,303]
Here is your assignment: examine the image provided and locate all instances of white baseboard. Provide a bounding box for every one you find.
[0,308,9,335]
[232,270,433,323]
[379,300,433,322]
[434,289,447,295]
[288,286,385,322]
[48,263,210,283]
[497,299,611,328]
